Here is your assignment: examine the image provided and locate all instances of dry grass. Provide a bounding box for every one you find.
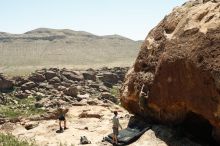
[0,28,141,76]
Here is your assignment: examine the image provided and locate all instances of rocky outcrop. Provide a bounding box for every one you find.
[121,0,220,142]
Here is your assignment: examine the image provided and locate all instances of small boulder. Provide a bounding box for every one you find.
[35,102,44,108]
[45,70,57,80]
[62,71,83,81]
[98,72,119,87]
[89,84,100,89]
[77,94,90,99]
[82,70,96,81]
[15,91,28,99]
[0,118,7,124]
[21,81,36,90]
[100,92,118,103]
[63,85,78,97]
[48,77,61,84]
[28,73,45,82]
[99,85,109,92]
[79,112,103,119]
[57,85,66,91]
[12,76,28,86]
[39,83,53,89]
[24,121,39,130]
[80,136,91,144]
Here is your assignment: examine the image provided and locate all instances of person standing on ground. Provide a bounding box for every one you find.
[57,105,69,131]
[112,111,122,145]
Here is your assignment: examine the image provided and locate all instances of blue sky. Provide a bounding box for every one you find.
[0,0,186,40]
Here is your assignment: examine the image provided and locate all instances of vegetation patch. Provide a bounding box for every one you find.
[0,96,45,118]
[110,86,120,97]
[0,133,35,146]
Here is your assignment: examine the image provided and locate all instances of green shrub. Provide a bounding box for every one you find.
[0,97,45,118]
[0,133,35,146]
[0,106,45,118]
[110,86,120,97]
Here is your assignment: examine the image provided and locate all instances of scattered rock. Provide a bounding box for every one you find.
[80,136,91,144]
[87,99,99,106]
[12,76,28,86]
[24,121,39,130]
[62,71,83,81]
[99,72,119,87]
[28,73,45,82]
[21,81,36,90]
[57,85,66,91]
[45,70,57,80]
[77,94,90,99]
[35,102,44,108]
[79,111,103,119]
[0,118,7,125]
[15,91,28,99]
[39,83,53,89]
[9,117,21,123]
[48,76,61,84]
[98,85,109,92]
[64,85,78,97]
[82,70,96,81]
[100,92,118,103]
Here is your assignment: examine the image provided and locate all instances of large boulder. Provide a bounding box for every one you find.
[113,67,129,82]
[63,85,78,97]
[21,81,37,90]
[0,74,13,91]
[82,69,96,81]
[28,73,45,82]
[12,76,28,86]
[48,76,61,84]
[62,71,84,81]
[121,0,220,143]
[98,72,119,87]
[45,70,57,80]
[100,92,118,103]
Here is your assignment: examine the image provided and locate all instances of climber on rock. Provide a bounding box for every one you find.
[139,84,148,111]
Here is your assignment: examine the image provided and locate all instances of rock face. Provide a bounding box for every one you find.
[121,0,220,142]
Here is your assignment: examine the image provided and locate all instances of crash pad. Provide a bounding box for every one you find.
[104,116,151,146]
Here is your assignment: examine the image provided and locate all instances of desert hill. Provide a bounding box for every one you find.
[0,28,142,75]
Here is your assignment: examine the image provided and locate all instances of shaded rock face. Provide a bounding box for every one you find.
[0,74,13,91]
[121,0,220,142]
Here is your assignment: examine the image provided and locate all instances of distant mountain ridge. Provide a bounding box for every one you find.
[0,28,142,75]
[0,28,135,41]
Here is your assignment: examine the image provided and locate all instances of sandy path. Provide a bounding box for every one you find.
[1,104,170,146]
[11,105,129,146]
